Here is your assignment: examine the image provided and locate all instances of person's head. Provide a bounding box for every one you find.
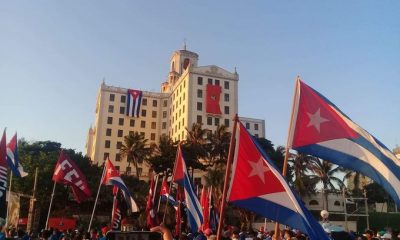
[364,229,374,239]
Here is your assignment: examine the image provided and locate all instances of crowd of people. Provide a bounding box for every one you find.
[0,224,399,240]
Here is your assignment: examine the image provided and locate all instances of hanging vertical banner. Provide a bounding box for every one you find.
[126,89,143,117]
[206,84,222,115]
[7,191,20,228]
[0,130,7,224]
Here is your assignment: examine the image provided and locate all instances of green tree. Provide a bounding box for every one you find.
[182,123,207,172]
[289,153,318,197]
[208,125,231,168]
[147,135,178,174]
[307,159,345,210]
[120,132,153,177]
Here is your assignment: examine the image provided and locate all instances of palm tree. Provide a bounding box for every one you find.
[289,153,318,197]
[120,132,152,177]
[307,158,345,210]
[182,123,208,172]
[147,135,178,174]
[203,168,225,199]
[208,125,231,168]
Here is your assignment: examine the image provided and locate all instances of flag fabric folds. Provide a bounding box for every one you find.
[288,79,400,206]
[146,176,158,228]
[160,177,177,207]
[0,130,7,222]
[52,151,92,203]
[172,144,203,232]
[102,159,139,212]
[200,187,210,231]
[111,186,126,231]
[6,133,28,177]
[126,89,143,117]
[227,122,329,240]
[206,84,222,115]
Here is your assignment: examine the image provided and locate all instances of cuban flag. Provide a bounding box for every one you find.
[172,144,203,232]
[126,89,143,117]
[288,79,400,207]
[6,133,28,177]
[102,159,139,212]
[160,176,177,207]
[228,122,329,240]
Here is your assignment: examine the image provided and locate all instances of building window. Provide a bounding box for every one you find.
[198,77,203,85]
[108,105,114,113]
[106,128,112,136]
[120,95,126,103]
[142,98,147,106]
[207,117,212,125]
[129,131,134,136]
[224,106,229,114]
[163,111,167,118]
[224,94,229,102]
[141,121,146,128]
[255,124,259,130]
[116,141,122,149]
[197,102,202,111]
[153,100,157,107]
[119,118,124,126]
[163,100,167,107]
[208,78,212,84]
[197,115,202,124]
[151,133,156,141]
[105,140,110,148]
[224,81,229,89]
[224,119,230,127]
[107,117,113,124]
[245,123,250,129]
[126,166,131,174]
[140,132,145,136]
[115,166,120,171]
[151,122,156,129]
[334,201,341,206]
[110,94,115,102]
[130,119,135,127]
[137,168,143,176]
[197,89,202,98]
[115,153,121,162]
[118,129,123,137]
[152,111,157,118]
[215,79,220,85]
[141,109,146,117]
[162,122,167,129]
[183,105,185,113]
[215,118,220,126]
[309,200,319,206]
[103,152,109,160]
[120,106,125,114]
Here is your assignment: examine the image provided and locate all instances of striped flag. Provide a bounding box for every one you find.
[172,144,203,232]
[288,79,400,206]
[6,133,28,177]
[126,89,143,117]
[0,130,7,223]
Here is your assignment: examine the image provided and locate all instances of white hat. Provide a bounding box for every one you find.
[381,233,392,239]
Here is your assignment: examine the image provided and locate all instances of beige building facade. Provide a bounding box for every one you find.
[86,47,265,179]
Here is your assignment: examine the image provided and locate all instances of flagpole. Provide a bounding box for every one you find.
[157,175,164,213]
[88,164,106,232]
[45,181,57,229]
[162,176,173,223]
[273,76,301,240]
[6,172,13,227]
[216,114,238,240]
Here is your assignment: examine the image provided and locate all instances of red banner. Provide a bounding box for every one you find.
[206,84,222,115]
[52,151,91,202]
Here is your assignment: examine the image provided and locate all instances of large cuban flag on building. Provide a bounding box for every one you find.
[288,79,400,207]
[126,89,143,117]
[227,122,329,240]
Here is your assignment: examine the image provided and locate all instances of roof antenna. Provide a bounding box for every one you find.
[183,38,187,50]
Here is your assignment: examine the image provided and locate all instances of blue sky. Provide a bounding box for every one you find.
[1,1,399,154]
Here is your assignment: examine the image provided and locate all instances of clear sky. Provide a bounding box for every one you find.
[1,1,399,154]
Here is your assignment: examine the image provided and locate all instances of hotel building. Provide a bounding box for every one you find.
[86,47,265,180]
